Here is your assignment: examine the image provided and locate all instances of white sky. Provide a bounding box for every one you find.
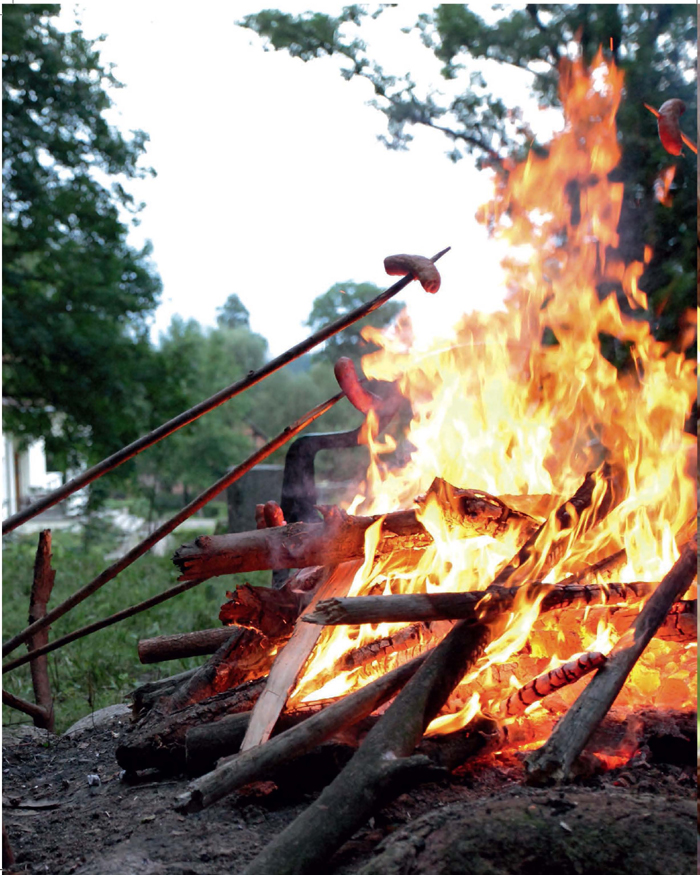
[58,2,559,358]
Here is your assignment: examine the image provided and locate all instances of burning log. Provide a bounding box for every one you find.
[172,484,540,580]
[492,464,619,586]
[500,651,607,716]
[218,582,307,637]
[240,562,360,751]
[177,651,430,811]
[237,620,492,875]
[525,535,697,783]
[575,598,697,644]
[303,580,655,626]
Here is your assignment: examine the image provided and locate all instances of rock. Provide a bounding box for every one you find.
[63,704,131,737]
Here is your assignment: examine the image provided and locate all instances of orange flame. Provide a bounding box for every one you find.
[291,52,696,754]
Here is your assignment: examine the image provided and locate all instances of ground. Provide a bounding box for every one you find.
[2,709,696,875]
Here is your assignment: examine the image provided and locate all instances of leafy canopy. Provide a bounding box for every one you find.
[3,5,163,469]
[240,5,697,355]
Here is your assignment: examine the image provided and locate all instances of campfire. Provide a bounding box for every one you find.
[112,53,696,874]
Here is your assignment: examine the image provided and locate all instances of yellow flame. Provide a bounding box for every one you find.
[290,52,696,744]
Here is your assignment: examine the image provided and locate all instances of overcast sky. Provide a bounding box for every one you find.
[59,2,560,358]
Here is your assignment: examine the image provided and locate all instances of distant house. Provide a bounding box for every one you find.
[2,434,62,520]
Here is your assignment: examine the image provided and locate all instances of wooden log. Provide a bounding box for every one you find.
[492,464,619,586]
[501,652,607,716]
[303,580,655,626]
[218,581,309,636]
[116,677,267,773]
[138,627,234,664]
[2,689,51,724]
[573,598,697,643]
[176,652,431,811]
[525,535,698,784]
[161,627,275,716]
[130,667,200,718]
[27,530,56,731]
[172,488,539,580]
[240,562,359,751]
[239,619,493,875]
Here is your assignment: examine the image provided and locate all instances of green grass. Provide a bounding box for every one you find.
[2,528,270,733]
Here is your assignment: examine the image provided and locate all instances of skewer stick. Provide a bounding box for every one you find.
[2,247,450,535]
[2,392,342,665]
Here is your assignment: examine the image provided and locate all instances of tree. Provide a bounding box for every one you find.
[240,5,697,352]
[217,293,250,329]
[305,280,402,364]
[2,5,164,471]
[138,316,269,508]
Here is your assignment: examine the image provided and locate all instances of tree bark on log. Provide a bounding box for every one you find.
[185,702,328,776]
[138,627,234,664]
[303,580,655,626]
[27,530,56,731]
[240,562,358,751]
[129,667,199,719]
[177,652,431,811]
[116,677,267,773]
[159,627,276,716]
[173,489,539,579]
[525,535,697,783]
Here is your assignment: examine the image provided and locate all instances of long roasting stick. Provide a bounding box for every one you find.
[525,535,697,783]
[2,392,342,663]
[2,247,450,535]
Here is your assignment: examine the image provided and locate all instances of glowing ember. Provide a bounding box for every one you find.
[290,52,697,751]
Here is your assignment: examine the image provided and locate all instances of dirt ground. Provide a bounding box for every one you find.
[2,707,697,875]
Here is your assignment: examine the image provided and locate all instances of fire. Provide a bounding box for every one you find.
[290,52,697,749]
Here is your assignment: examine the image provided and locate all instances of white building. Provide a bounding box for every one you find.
[2,434,62,520]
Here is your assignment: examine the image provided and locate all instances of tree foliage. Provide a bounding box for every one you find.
[216,293,250,329]
[240,5,697,351]
[2,5,163,469]
[305,280,401,364]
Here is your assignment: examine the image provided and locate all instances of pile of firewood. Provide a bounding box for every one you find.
[116,471,697,875]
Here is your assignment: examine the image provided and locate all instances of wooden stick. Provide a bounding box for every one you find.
[240,562,360,751]
[525,535,697,783]
[2,688,51,724]
[138,627,235,664]
[3,247,450,536]
[303,580,655,626]
[173,489,539,580]
[27,530,56,731]
[2,392,342,662]
[239,619,492,875]
[176,651,430,812]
